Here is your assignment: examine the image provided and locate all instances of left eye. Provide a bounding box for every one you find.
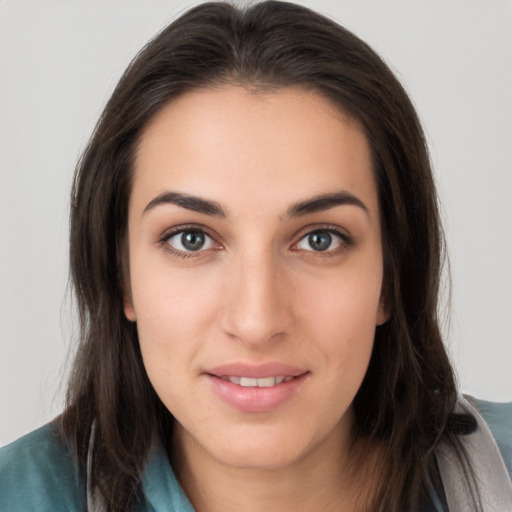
[296,230,344,252]
[166,229,215,252]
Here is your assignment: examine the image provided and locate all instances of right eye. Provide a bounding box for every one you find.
[164,229,216,254]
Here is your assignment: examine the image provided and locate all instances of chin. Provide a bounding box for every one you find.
[213,444,303,470]
[203,423,323,471]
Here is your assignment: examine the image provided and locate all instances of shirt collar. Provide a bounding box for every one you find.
[141,440,196,512]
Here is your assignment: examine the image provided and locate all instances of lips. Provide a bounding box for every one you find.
[207,362,307,379]
[205,363,309,412]
[221,375,294,387]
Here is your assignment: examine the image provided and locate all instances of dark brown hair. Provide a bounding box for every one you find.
[62,2,476,510]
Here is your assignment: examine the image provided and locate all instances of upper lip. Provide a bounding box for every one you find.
[206,362,308,378]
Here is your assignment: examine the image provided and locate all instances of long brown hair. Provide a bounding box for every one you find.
[62,2,475,510]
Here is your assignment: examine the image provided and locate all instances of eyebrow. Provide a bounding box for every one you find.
[282,191,369,219]
[143,192,226,217]
[142,189,368,220]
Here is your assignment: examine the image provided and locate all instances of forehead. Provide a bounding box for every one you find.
[131,86,377,218]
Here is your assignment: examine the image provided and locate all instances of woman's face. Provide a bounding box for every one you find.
[125,86,388,470]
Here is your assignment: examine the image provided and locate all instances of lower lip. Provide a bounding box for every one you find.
[206,374,308,413]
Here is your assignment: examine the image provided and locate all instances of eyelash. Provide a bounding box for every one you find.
[157,224,354,259]
[157,224,219,259]
[292,225,354,256]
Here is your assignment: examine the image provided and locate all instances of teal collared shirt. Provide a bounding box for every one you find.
[1,398,511,511]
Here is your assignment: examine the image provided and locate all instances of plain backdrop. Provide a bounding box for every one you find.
[1,0,511,447]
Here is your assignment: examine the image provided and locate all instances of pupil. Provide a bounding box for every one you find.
[309,232,331,251]
[182,231,205,251]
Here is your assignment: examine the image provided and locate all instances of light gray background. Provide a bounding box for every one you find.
[1,0,511,447]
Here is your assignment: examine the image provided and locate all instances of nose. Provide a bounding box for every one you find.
[219,248,294,348]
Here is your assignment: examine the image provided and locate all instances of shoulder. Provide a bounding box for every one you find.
[468,396,512,476]
[0,422,86,511]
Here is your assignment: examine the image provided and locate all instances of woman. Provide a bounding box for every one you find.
[1,2,510,511]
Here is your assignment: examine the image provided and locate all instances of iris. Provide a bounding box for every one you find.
[308,231,332,251]
[181,230,206,251]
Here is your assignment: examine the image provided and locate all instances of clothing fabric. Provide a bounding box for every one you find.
[0,398,511,511]
[433,397,512,511]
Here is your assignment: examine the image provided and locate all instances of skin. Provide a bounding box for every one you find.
[124,86,388,511]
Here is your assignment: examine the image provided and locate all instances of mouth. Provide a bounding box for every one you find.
[218,375,295,387]
[205,363,309,412]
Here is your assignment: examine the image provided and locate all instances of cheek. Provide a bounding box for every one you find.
[130,264,222,370]
[295,262,382,370]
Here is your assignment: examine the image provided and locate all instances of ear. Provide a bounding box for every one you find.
[376,289,391,326]
[121,239,137,322]
[124,295,137,322]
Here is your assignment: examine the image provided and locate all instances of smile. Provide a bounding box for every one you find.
[205,364,309,412]
[220,376,294,387]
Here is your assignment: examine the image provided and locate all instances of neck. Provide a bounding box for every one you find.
[171,418,380,512]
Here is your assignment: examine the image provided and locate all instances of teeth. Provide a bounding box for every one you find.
[226,376,289,387]
[240,377,258,387]
[256,377,276,388]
